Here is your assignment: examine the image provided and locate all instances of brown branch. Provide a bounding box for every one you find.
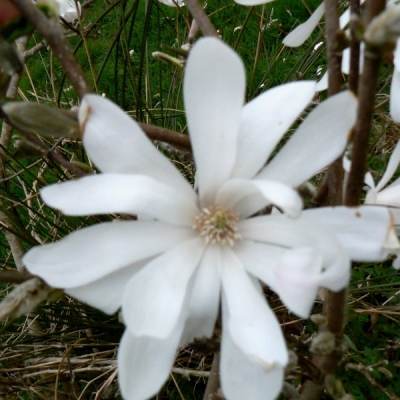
[203,352,222,400]
[349,0,361,93]
[185,0,218,38]
[138,123,191,149]
[345,0,387,206]
[324,0,345,206]
[0,271,35,284]
[10,0,90,98]
[325,0,343,96]
[309,0,387,394]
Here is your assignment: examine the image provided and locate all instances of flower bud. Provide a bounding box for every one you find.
[1,102,80,138]
[310,331,336,355]
[310,313,327,325]
[364,7,400,48]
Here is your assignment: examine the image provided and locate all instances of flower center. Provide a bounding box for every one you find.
[193,205,241,247]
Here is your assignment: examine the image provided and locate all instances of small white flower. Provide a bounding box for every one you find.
[24,38,391,400]
[56,0,81,23]
[157,0,184,7]
[283,0,400,122]
[362,140,400,267]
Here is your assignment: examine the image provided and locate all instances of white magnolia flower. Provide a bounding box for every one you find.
[157,0,184,7]
[283,1,400,122]
[362,140,400,267]
[160,0,277,6]
[55,0,81,23]
[24,38,392,400]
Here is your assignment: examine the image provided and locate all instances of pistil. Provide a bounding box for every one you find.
[193,205,241,247]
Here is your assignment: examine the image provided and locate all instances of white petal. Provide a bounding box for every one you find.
[221,247,287,365]
[216,178,303,218]
[235,0,274,5]
[24,221,193,288]
[122,238,205,339]
[233,81,317,179]
[220,323,285,400]
[41,174,198,227]
[316,70,328,91]
[339,7,351,28]
[239,215,350,291]
[158,0,184,6]
[234,240,284,292]
[283,2,325,47]
[342,47,351,74]
[80,95,195,201]
[376,139,400,191]
[300,206,392,261]
[230,193,269,220]
[235,241,321,318]
[257,91,357,187]
[184,37,245,206]
[393,253,400,269]
[66,260,148,315]
[391,68,400,123]
[375,183,400,207]
[273,248,322,318]
[180,245,221,345]
[118,322,184,400]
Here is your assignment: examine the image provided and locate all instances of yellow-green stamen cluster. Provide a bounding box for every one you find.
[194,205,241,247]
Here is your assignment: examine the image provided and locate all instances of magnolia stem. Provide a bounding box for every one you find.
[325,0,342,96]
[313,0,344,207]
[345,0,386,206]
[10,0,90,98]
[349,0,361,93]
[185,0,218,37]
[202,352,221,400]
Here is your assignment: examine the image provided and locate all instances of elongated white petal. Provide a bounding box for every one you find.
[274,248,322,318]
[233,81,317,179]
[235,0,274,5]
[300,206,393,261]
[374,183,400,207]
[258,91,357,187]
[235,241,321,318]
[283,2,325,47]
[239,215,350,291]
[391,68,400,123]
[66,260,149,314]
[180,245,221,345]
[158,0,184,6]
[230,193,269,220]
[41,174,198,226]
[122,238,205,339]
[220,319,285,400]
[376,140,400,192]
[234,240,284,292]
[118,322,184,400]
[221,247,288,365]
[316,70,328,91]
[24,221,193,288]
[216,178,303,218]
[80,95,195,201]
[184,38,245,206]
